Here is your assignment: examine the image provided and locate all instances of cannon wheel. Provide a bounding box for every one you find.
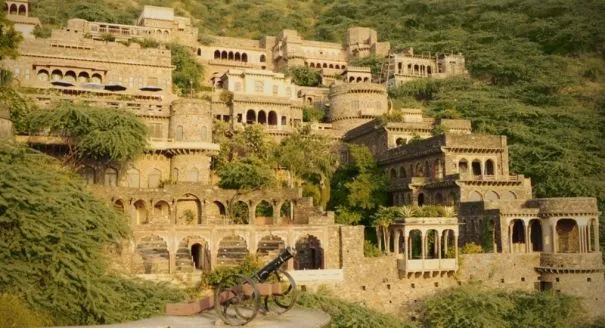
[264,269,298,314]
[215,274,260,326]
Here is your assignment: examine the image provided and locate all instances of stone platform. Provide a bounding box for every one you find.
[55,308,330,328]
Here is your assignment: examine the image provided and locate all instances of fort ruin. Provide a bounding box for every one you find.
[1,1,604,319]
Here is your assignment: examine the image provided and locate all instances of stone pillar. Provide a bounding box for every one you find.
[579,225,584,253]
[525,221,529,253]
[421,231,426,260]
[594,220,600,252]
[169,252,176,274]
[553,227,558,253]
[508,223,513,254]
[394,230,400,255]
[437,230,442,259]
[248,202,255,225]
[273,202,280,225]
[454,234,459,259]
[406,231,411,260]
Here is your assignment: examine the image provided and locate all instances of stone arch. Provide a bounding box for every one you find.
[260,54,266,62]
[221,51,227,59]
[484,190,499,201]
[399,166,406,178]
[458,158,468,174]
[18,4,26,16]
[556,219,579,253]
[408,229,422,259]
[257,235,285,259]
[426,229,439,259]
[414,64,419,74]
[485,159,495,175]
[148,168,162,188]
[135,235,169,274]
[51,69,63,81]
[126,167,140,188]
[234,52,241,61]
[77,71,90,83]
[322,63,327,68]
[231,200,249,224]
[214,50,220,59]
[242,53,248,62]
[390,168,397,179]
[228,51,234,60]
[258,110,267,124]
[294,235,323,270]
[91,73,102,83]
[529,219,543,252]
[441,229,456,258]
[217,235,249,267]
[114,199,125,213]
[469,191,482,201]
[363,77,369,82]
[80,166,95,184]
[37,69,49,81]
[246,109,256,123]
[310,63,315,68]
[207,200,227,218]
[268,111,277,126]
[153,200,171,223]
[64,71,77,82]
[349,76,355,82]
[255,200,273,224]
[427,66,432,75]
[104,167,118,186]
[134,200,149,224]
[434,192,444,205]
[395,137,406,146]
[511,219,525,252]
[472,159,482,176]
[502,191,517,200]
[356,77,362,82]
[417,193,425,206]
[447,191,458,206]
[329,64,334,68]
[280,200,293,220]
[176,194,201,225]
[9,4,17,15]
[176,236,210,272]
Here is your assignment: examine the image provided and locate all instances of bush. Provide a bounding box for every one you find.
[287,66,322,87]
[200,255,260,288]
[363,240,382,257]
[0,294,49,327]
[460,243,483,254]
[421,285,584,328]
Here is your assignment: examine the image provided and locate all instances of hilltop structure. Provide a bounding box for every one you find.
[2,2,603,319]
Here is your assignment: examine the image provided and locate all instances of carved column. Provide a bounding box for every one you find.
[394,230,400,255]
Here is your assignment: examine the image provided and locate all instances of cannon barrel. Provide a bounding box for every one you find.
[252,246,296,282]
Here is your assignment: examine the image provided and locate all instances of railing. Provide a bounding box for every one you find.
[397,258,457,273]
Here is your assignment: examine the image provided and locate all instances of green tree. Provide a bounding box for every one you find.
[22,104,147,164]
[287,66,322,87]
[217,158,275,190]
[371,206,402,253]
[168,43,205,96]
[0,145,184,325]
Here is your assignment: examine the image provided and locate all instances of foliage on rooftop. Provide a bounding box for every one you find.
[0,145,184,325]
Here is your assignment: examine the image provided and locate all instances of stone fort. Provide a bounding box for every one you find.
[1,1,604,319]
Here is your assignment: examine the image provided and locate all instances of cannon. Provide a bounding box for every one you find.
[166,247,298,326]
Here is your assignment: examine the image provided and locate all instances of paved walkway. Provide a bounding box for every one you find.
[55,308,330,328]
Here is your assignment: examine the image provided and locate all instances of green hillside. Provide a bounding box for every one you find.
[27,0,605,210]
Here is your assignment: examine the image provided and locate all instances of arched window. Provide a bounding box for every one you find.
[221,51,227,59]
[80,166,95,185]
[64,71,76,82]
[469,191,482,201]
[529,219,543,252]
[399,166,406,178]
[242,53,248,62]
[148,169,161,188]
[234,52,241,61]
[349,77,355,82]
[51,69,63,81]
[37,70,49,81]
[417,193,425,206]
[260,54,266,62]
[91,73,102,83]
[18,4,26,16]
[104,167,118,186]
[390,168,397,179]
[197,48,202,56]
[356,77,362,82]
[176,125,183,141]
[427,66,432,75]
[258,110,267,124]
[485,159,495,176]
[329,64,334,68]
[485,190,499,201]
[246,110,256,124]
[9,4,17,15]
[322,63,327,68]
[214,50,220,59]
[126,168,140,188]
[268,111,277,126]
[472,159,482,176]
[228,51,234,60]
[458,159,468,174]
[310,63,315,68]
[77,72,90,83]
[556,219,580,253]
[363,77,369,82]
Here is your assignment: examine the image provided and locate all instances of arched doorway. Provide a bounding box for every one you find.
[511,219,525,253]
[529,219,543,252]
[556,219,579,253]
[417,193,425,206]
[246,110,256,124]
[294,235,323,270]
[134,200,148,224]
[255,200,273,224]
[218,235,249,267]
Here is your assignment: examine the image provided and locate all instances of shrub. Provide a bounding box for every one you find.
[0,294,49,327]
[460,242,483,254]
[363,240,382,257]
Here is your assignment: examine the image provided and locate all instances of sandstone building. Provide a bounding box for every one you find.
[2,2,604,319]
